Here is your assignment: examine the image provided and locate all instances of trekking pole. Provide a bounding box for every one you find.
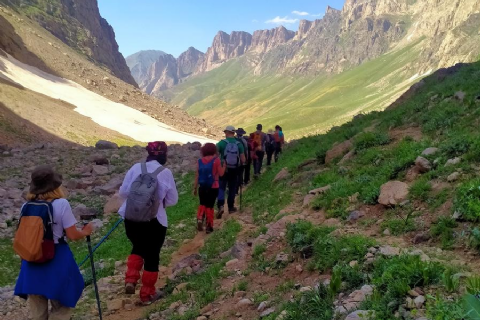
[78,218,123,267]
[86,233,103,320]
[240,183,243,213]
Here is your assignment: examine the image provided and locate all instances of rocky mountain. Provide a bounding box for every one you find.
[157,0,480,138]
[3,0,137,86]
[132,26,298,97]
[139,47,204,95]
[126,50,166,87]
[0,1,220,147]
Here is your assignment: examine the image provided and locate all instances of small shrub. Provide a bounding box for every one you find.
[316,145,330,164]
[453,179,480,221]
[354,131,391,150]
[431,216,457,249]
[336,263,366,290]
[284,284,334,320]
[426,294,465,320]
[252,244,267,258]
[441,135,472,158]
[468,228,480,252]
[409,179,432,201]
[381,218,416,235]
[286,221,334,258]
[466,276,480,295]
[442,268,460,293]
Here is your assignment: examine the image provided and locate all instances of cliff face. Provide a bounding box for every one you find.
[9,0,137,86]
[126,50,166,87]
[177,47,204,79]
[134,0,480,97]
[196,31,252,74]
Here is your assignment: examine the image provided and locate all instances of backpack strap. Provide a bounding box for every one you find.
[152,165,166,177]
[141,161,147,174]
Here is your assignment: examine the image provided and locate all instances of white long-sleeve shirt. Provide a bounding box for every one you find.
[118,161,178,227]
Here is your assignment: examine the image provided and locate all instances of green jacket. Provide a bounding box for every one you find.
[217,137,245,164]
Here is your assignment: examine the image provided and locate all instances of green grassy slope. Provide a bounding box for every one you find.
[167,41,425,138]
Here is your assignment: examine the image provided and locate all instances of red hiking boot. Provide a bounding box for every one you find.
[125,254,143,294]
[140,271,165,305]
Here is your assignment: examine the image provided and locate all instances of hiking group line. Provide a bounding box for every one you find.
[10,123,285,319]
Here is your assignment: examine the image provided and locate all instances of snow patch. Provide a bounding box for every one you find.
[0,54,213,144]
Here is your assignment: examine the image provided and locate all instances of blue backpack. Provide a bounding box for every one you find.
[198,158,216,188]
[13,201,56,263]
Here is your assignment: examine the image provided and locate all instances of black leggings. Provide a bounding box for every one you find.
[199,187,219,209]
[125,218,167,272]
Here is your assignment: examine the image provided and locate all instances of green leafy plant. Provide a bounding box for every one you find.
[467,276,480,295]
[409,178,432,201]
[329,266,342,298]
[252,244,267,258]
[468,228,480,251]
[426,294,465,320]
[442,268,460,293]
[431,216,457,249]
[353,131,391,150]
[454,179,480,222]
[463,294,480,320]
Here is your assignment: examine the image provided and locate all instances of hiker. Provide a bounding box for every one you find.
[119,141,178,305]
[248,132,259,179]
[193,143,225,234]
[14,165,93,320]
[216,126,246,216]
[252,124,268,177]
[274,125,285,162]
[236,128,250,186]
[266,129,277,166]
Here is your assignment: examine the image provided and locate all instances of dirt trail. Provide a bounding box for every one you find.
[104,211,256,320]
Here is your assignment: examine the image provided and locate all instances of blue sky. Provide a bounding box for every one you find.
[98,0,346,58]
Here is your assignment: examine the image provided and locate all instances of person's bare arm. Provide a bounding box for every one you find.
[240,154,246,165]
[65,223,93,241]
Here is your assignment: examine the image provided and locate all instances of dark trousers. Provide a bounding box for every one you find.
[199,186,219,209]
[254,151,265,175]
[218,168,239,209]
[125,218,167,272]
[266,149,274,166]
[275,143,282,163]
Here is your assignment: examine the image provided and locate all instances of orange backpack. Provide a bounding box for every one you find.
[13,201,56,263]
[253,132,262,151]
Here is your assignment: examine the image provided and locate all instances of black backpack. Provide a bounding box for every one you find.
[267,134,276,152]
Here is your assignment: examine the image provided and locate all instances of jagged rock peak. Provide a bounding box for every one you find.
[177,47,204,78]
[251,26,295,54]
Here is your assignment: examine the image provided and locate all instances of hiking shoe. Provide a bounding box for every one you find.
[141,289,166,306]
[125,283,136,295]
[197,219,204,232]
[229,207,238,214]
[206,225,214,234]
[216,206,224,219]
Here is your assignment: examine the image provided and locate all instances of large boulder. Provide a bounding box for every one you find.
[414,156,432,173]
[325,140,353,164]
[421,147,439,156]
[95,140,118,150]
[273,168,290,183]
[378,181,409,206]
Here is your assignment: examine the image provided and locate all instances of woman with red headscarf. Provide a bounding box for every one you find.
[118,141,178,304]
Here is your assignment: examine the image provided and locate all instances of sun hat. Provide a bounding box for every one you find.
[146,141,168,156]
[236,128,247,135]
[29,165,63,195]
[268,129,275,134]
[224,125,236,133]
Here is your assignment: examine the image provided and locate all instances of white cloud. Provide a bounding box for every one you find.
[265,16,299,25]
[292,10,309,16]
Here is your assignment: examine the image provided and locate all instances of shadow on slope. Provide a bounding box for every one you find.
[0,15,60,77]
[0,101,76,147]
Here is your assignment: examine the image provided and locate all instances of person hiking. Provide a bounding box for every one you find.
[236,128,250,186]
[14,165,93,320]
[266,129,277,166]
[252,124,268,177]
[119,141,178,305]
[193,143,225,234]
[216,126,246,216]
[248,132,259,181]
[274,125,285,162]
